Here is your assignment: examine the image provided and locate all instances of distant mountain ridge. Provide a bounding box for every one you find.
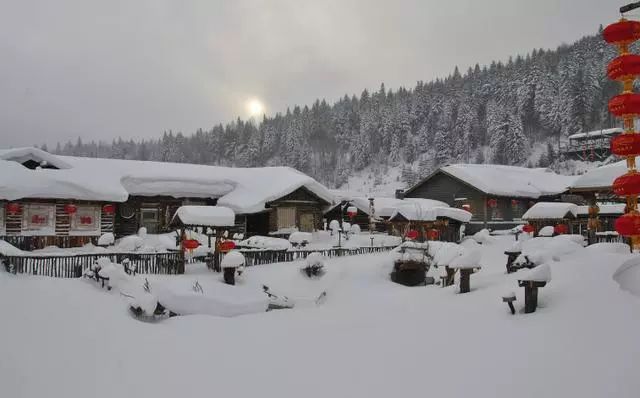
[49,27,617,191]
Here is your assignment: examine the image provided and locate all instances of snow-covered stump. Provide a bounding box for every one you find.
[302,252,325,278]
[221,251,245,286]
[517,264,551,314]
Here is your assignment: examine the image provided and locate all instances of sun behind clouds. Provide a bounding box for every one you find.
[246,98,265,117]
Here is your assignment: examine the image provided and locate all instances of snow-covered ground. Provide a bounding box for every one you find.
[1,236,640,398]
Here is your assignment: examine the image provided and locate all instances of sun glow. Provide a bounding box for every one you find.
[247,98,265,117]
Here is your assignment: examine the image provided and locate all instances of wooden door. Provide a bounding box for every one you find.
[300,213,315,232]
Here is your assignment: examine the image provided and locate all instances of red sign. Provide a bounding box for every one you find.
[6,203,20,215]
[64,204,78,214]
[218,240,236,253]
[31,215,46,225]
[102,204,115,215]
[80,216,93,225]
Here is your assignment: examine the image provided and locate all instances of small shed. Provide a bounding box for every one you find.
[574,203,625,236]
[522,202,577,235]
[387,201,471,242]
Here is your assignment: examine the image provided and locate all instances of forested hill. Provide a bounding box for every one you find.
[50,27,618,189]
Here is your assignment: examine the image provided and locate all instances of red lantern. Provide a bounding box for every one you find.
[346,206,357,219]
[6,202,21,215]
[487,198,498,208]
[553,224,568,235]
[182,239,200,250]
[462,204,471,212]
[511,199,519,206]
[608,93,640,118]
[405,229,419,240]
[615,213,640,236]
[426,229,439,240]
[64,204,77,214]
[522,224,535,233]
[612,172,640,196]
[218,240,236,253]
[611,133,640,157]
[603,19,640,45]
[607,54,640,81]
[102,204,115,215]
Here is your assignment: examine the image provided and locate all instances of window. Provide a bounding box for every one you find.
[140,208,159,233]
[277,207,296,230]
[511,200,525,220]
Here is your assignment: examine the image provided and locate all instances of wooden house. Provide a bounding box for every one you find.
[400,164,576,234]
[521,202,577,235]
[386,200,471,242]
[323,196,407,232]
[0,147,335,249]
[560,128,622,162]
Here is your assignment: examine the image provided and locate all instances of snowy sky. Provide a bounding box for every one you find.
[0,0,618,147]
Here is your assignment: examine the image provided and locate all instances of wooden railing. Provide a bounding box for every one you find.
[0,251,184,278]
[237,245,397,267]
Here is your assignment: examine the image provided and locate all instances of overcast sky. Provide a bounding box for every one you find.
[0,0,618,147]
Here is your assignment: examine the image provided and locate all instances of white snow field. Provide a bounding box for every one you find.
[1,236,640,398]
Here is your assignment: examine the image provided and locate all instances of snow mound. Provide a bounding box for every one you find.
[473,229,495,244]
[238,236,291,250]
[289,232,312,244]
[306,252,325,267]
[522,202,577,220]
[538,226,554,237]
[449,249,482,269]
[613,257,640,298]
[155,284,268,317]
[97,233,115,246]
[519,263,552,283]
[586,243,630,254]
[221,250,245,268]
[0,240,24,256]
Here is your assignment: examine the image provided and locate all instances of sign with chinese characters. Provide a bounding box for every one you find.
[0,204,5,235]
[22,204,56,236]
[69,206,101,236]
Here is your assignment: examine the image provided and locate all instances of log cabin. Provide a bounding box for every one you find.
[0,147,334,249]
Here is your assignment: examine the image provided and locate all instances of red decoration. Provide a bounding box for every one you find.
[553,224,568,235]
[462,204,471,212]
[611,133,640,157]
[218,240,236,253]
[511,199,519,206]
[487,198,498,208]
[64,204,77,214]
[31,215,46,224]
[612,172,640,196]
[405,229,419,240]
[182,239,200,250]
[608,54,640,81]
[603,19,640,45]
[102,204,115,215]
[615,213,640,236]
[522,224,535,233]
[608,93,640,118]
[80,216,93,225]
[426,229,439,240]
[6,203,20,215]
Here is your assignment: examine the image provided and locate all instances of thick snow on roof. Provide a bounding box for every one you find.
[0,147,72,169]
[522,202,578,220]
[172,206,235,226]
[437,164,576,198]
[571,158,636,190]
[389,200,472,223]
[575,204,625,216]
[0,148,334,213]
[568,127,622,140]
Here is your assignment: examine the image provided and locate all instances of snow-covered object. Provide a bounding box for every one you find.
[98,262,129,289]
[585,243,630,254]
[522,202,578,220]
[346,206,358,215]
[127,292,158,316]
[289,232,312,244]
[575,204,625,216]
[435,164,577,198]
[329,220,340,232]
[238,236,291,250]
[342,222,351,233]
[305,252,325,267]
[155,284,269,317]
[137,227,147,238]
[472,229,495,244]
[0,148,335,214]
[538,226,554,237]
[571,156,637,190]
[97,233,115,246]
[389,245,429,263]
[389,201,471,223]
[519,263,551,283]
[172,206,235,226]
[613,257,640,298]
[350,224,361,235]
[430,242,465,266]
[114,235,145,252]
[515,236,583,266]
[221,250,245,269]
[553,234,586,247]
[449,249,481,269]
[459,238,479,250]
[0,239,24,256]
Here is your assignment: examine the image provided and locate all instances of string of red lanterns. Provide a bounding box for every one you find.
[605,18,640,246]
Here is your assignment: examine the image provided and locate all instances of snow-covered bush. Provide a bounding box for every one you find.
[350,224,361,235]
[97,233,115,246]
[329,220,340,234]
[98,261,130,290]
[138,227,147,238]
[472,229,495,244]
[514,235,583,267]
[449,249,481,269]
[538,226,554,237]
[238,236,291,250]
[306,252,324,267]
[289,232,312,246]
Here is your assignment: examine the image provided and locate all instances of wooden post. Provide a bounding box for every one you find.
[459,269,472,293]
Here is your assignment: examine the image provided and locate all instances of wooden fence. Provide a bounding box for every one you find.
[0,251,184,278]
[237,245,397,267]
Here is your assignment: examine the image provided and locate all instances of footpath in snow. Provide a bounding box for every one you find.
[1,235,640,398]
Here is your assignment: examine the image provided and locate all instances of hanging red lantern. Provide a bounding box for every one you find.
[6,202,21,215]
[608,93,640,117]
[346,206,358,219]
[218,240,236,253]
[615,213,640,236]
[426,229,439,240]
[182,239,200,250]
[603,19,640,45]
[102,204,115,215]
[487,198,498,208]
[462,204,471,212]
[553,224,568,235]
[511,199,519,206]
[405,229,419,240]
[607,54,640,81]
[611,133,640,157]
[612,172,640,196]
[64,204,77,214]
[522,224,535,233]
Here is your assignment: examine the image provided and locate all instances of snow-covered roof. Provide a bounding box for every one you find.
[570,158,634,191]
[568,127,622,140]
[575,204,625,216]
[412,164,577,198]
[389,200,472,223]
[522,202,578,220]
[171,206,235,226]
[0,147,72,169]
[0,148,335,214]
